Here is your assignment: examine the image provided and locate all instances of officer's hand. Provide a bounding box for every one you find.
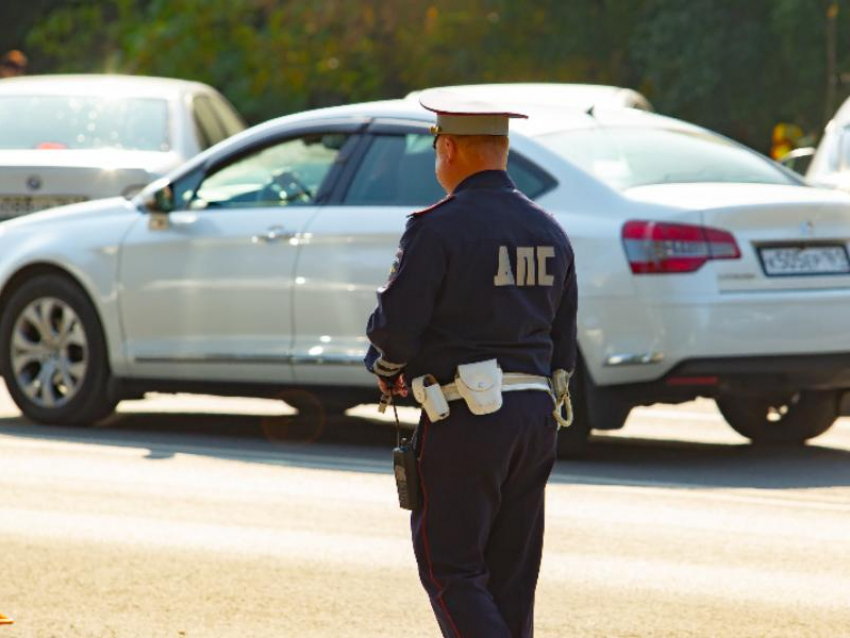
[393,374,409,397]
[377,374,408,398]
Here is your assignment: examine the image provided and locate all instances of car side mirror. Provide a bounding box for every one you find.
[142,180,175,230]
[144,181,174,213]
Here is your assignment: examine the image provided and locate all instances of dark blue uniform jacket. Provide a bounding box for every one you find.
[365,169,577,384]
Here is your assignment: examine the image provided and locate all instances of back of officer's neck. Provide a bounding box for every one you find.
[444,161,506,194]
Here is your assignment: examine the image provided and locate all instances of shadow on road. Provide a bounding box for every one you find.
[553,433,850,490]
[2,408,850,490]
[0,406,399,471]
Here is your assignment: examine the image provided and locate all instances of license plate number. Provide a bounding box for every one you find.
[0,195,87,218]
[759,245,850,276]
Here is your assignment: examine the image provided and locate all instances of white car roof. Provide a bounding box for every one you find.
[245,96,697,141]
[167,93,714,186]
[0,74,215,99]
[830,94,850,126]
[405,83,654,112]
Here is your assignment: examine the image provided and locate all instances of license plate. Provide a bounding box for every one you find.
[0,195,87,218]
[758,244,850,276]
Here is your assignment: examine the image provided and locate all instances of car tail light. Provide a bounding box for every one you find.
[622,220,741,274]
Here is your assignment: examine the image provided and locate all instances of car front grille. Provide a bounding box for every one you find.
[0,195,89,220]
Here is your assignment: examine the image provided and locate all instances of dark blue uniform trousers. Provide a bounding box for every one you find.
[412,391,558,638]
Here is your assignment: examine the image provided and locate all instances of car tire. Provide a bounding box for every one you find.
[715,390,839,445]
[0,274,117,425]
[556,362,632,459]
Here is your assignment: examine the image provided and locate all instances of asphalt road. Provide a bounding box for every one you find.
[1,388,850,637]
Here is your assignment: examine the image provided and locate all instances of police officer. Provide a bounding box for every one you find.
[365,90,577,638]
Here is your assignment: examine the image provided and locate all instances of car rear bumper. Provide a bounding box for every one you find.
[583,290,850,386]
[598,352,850,413]
[669,353,850,391]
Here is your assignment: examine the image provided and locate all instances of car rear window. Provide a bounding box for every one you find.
[536,127,799,190]
[0,95,170,151]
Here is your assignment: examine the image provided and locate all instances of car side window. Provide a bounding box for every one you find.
[191,133,349,210]
[345,134,443,206]
[209,95,246,137]
[508,154,557,200]
[192,95,228,150]
[343,133,556,206]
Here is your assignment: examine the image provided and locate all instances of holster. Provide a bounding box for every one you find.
[411,374,450,422]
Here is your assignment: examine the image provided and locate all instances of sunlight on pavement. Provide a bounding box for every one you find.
[118,393,297,416]
[1,382,847,447]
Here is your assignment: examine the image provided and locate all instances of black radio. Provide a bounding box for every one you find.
[393,437,421,511]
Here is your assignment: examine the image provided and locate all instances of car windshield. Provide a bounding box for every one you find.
[536,126,797,190]
[0,95,170,151]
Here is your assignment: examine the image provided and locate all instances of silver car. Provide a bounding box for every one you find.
[0,74,245,221]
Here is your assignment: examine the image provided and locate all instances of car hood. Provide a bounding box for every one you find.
[622,182,850,211]
[0,148,181,174]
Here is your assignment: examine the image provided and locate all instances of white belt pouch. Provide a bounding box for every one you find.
[412,374,451,422]
[454,359,503,415]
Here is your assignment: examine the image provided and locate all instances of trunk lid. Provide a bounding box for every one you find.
[625,182,850,292]
[0,149,178,220]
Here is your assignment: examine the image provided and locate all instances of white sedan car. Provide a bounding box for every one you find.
[1,98,849,456]
[0,74,245,221]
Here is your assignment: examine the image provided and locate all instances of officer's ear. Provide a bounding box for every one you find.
[442,135,459,163]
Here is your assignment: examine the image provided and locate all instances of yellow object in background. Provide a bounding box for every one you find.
[771,122,804,160]
[0,612,13,625]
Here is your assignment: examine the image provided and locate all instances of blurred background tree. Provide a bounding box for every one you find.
[6,0,850,153]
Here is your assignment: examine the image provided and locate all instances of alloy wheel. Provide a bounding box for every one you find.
[10,297,88,409]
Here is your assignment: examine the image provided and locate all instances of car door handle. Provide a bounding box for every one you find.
[252,226,294,244]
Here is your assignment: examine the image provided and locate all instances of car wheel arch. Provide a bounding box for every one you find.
[0,263,95,312]
[0,263,116,364]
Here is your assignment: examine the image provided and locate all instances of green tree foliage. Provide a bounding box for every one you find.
[0,0,63,60]
[18,0,850,152]
[632,0,844,149]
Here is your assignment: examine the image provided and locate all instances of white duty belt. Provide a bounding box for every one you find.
[441,372,551,401]
[411,360,573,429]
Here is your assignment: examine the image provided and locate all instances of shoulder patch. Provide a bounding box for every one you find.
[408,194,455,218]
